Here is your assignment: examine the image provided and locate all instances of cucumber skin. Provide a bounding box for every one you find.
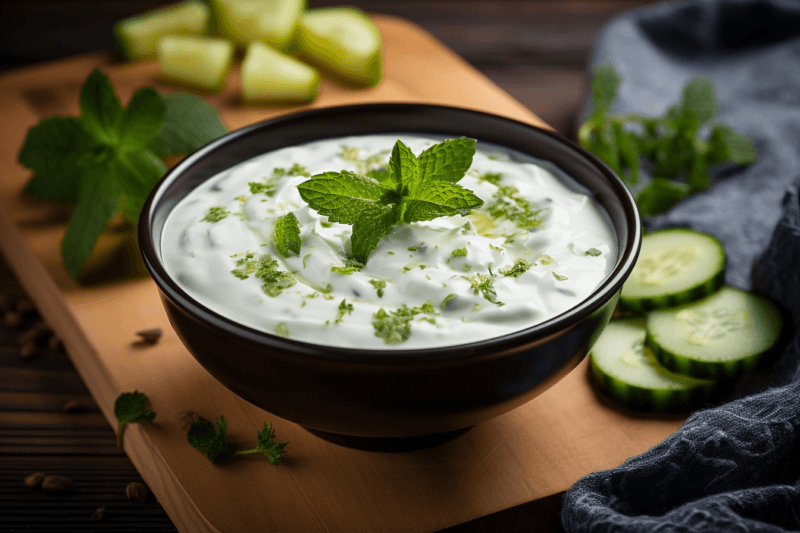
[620,267,724,313]
[589,356,717,412]
[647,329,762,380]
[113,1,210,60]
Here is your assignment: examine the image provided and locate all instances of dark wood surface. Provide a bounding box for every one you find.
[0,1,658,531]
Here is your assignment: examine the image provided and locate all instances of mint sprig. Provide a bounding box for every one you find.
[297,138,483,262]
[578,64,757,217]
[188,416,229,463]
[274,212,301,258]
[18,69,228,280]
[114,391,156,448]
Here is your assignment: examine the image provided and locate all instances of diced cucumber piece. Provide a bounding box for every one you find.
[646,286,783,379]
[241,42,319,104]
[621,228,725,312]
[114,1,210,60]
[212,0,305,50]
[296,7,383,87]
[158,36,234,92]
[590,319,716,411]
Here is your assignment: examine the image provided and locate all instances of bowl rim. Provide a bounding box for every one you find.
[139,103,641,364]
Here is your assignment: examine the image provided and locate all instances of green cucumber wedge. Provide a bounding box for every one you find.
[114,1,210,60]
[212,0,305,50]
[241,42,320,104]
[296,7,382,87]
[646,286,783,379]
[590,319,717,411]
[158,36,234,92]
[621,228,725,312]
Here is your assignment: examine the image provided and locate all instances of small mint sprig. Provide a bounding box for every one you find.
[296,138,483,263]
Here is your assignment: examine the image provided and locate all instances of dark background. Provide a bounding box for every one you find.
[0,1,658,531]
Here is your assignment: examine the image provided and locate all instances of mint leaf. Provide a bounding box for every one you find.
[635,178,690,217]
[61,167,120,279]
[351,204,396,263]
[114,391,156,448]
[416,137,476,184]
[389,139,417,191]
[118,88,165,149]
[116,150,168,224]
[79,69,123,143]
[151,93,228,157]
[274,212,301,258]
[402,181,483,223]
[188,416,229,463]
[297,171,387,224]
[681,77,717,126]
[707,124,758,165]
[591,64,620,115]
[232,422,288,465]
[19,117,96,202]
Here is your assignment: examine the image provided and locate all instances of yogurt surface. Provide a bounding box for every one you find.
[161,134,617,349]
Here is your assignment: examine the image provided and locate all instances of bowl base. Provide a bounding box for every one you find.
[303,426,473,452]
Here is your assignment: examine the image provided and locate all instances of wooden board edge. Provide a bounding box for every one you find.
[0,206,220,533]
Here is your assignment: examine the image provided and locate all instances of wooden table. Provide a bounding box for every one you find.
[0,1,660,531]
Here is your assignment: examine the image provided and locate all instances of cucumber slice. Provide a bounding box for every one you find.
[590,319,716,411]
[114,1,210,60]
[158,36,234,92]
[296,7,383,87]
[241,42,320,104]
[212,0,305,50]
[646,286,783,379]
[620,228,725,312]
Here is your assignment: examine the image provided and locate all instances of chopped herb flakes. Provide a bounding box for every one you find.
[585,247,602,257]
[539,254,555,265]
[478,172,503,186]
[462,272,500,304]
[275,323,289,337]
[369,279,387,298]
[372,302,438,344]
[487,184,547,230]
[331,258,364,275]
[451,247,467,257]
[231,252,296,297]
[249,164,309,197]
[462,264,472,272]
[472,303,482,312]
[335,299,354,324]
[201,206,229,223]
[553,272,569,281]
[499,258,532,277]
[441,294,457,310]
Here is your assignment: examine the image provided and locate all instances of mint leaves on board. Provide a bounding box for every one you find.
[18,69,228,279]
[114,391,156,448]
[578,64,757,217]
[297,138,484,263]
[188,416,287,465]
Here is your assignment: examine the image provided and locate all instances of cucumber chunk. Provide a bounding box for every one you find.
[296,7,383,87]
[590,319,716,411]
[212,0,305,50]
[158,36,234,92]
[114,1,210,60]
[241,42,320,104]
[621,228,725,312]
[646,286,783,379]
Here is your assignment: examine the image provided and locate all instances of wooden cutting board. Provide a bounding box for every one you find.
[0,15,685,533]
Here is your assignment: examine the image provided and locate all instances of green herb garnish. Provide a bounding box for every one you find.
[441,293,457,310]
[372,302,438,344]
[585,247,602,257]
[335,299,354,324]
[298,138,483,263]
[231,253,295,297]
[201,206,229,223]
[579,64,757,217]
[369,279,387,298]
[553,272,569,281]
[232,422,288,465]
[539,254,555,265]
[331,258,364,275]
[114,391,156,448]
[275,323,289,337]
[462,272,500,304]
[451,247,468,257]
[18,69,228,279]
[487,184,547,230]
[274,212,301,258]
[188,416,229,463]
[249,164,309,196]
[499,258,532,277]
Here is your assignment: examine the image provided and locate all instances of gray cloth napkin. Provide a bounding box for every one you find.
[562,1,800,531]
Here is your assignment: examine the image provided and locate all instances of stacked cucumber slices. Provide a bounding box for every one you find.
[590,229,783,411]
[114,0,382,100]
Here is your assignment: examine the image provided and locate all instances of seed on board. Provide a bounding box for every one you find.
[176,411,201,430]
[136,328,163,344]
[23,472,45,488]
[64,400,83,413]
[19,342,38,360]
[42,475,74,492]
[126,481,150,503]
[91,507,105,521]
[5,311,22,329]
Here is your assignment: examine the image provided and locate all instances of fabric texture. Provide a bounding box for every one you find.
[562,1,800,531]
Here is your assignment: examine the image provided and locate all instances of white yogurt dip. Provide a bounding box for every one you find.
[161,134,617,349]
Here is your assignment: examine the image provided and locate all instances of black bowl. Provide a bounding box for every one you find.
[139,104,641,447]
